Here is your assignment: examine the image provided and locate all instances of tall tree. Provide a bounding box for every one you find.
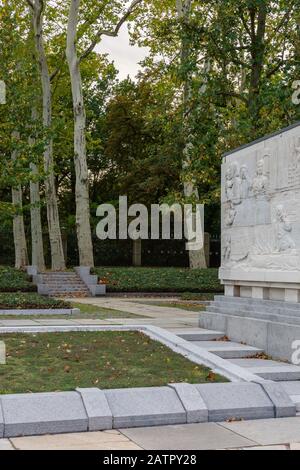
[66,0,143,267]
[11,131,29,269]
[176,0,207,268]
[26,0,65,270]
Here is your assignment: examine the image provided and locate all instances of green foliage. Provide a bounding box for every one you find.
[0,266,36,293]
[93,266,222,292]
[0,293,70,309]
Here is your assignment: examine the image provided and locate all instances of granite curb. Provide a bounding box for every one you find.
[0,308,80,316]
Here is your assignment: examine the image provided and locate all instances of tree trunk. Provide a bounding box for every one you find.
[177,0,207,269]
[11,131,29,269]
[29,109,45,271]
[31,0,65,271]
[248,2,267,134]
[66,0,94,267]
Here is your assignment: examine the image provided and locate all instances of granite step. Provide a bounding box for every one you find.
[208,300,300,318]
[189,340,263,359]
[206,306,300,326]
[168,328,225,341]
[214,295,300,313]
[228,359,300,381]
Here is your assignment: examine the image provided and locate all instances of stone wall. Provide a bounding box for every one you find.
[220,122,300,303]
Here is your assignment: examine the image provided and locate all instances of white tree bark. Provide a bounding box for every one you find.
[11,131,29,269]
[27,0,66,271]
[66,0,94,267]
[177,0,207,269]
[29,109,45,271]
[66,0,142,267]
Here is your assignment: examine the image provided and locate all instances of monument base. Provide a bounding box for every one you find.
[199,295,300,361]
[220,267,300,303]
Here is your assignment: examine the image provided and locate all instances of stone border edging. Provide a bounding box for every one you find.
[0,325,296,437]
[0,308,80,316]
[0,382,295,438]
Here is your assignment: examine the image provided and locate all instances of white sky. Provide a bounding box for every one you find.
[96,27,149,80]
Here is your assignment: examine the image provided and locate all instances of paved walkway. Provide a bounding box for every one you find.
[1,418,300,450]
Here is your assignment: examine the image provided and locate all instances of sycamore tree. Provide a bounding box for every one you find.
[65,0,143,267]
[25,0,66,270]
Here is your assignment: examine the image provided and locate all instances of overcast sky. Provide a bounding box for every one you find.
[96,27,149,81]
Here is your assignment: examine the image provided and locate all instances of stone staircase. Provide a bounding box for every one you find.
[169,326,300,415]
[198,295,300,362]
[36,272,91,298]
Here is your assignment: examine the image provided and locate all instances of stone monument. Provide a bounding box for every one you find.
[199,122,300,361]
[220,123,300,303]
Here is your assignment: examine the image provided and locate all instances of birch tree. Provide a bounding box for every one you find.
[11,131,29,269]
[66,0,143,267]
[26,0,65,271]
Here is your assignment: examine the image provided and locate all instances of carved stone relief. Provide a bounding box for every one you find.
[288,138,300,187]
[221,127,300,273]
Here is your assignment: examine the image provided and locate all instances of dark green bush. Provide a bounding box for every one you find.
[0,266,37,293]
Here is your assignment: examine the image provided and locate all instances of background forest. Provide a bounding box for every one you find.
[0,0,300,269]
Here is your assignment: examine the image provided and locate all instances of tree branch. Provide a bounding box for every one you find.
[80,0,143,62]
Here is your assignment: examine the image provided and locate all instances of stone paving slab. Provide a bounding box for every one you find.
[0,320,40,326]
[10,430,142,450]
[0,439,14,450]
[104,387,186,429]
[190,341,263,359]
[290,442,300,450]
[219,417,300,445]
[1,392,88,438]
[77,388,112,431]
[35,319,79,326]
[71,319,113,325]
[195,383,275,422]
[241,445,289,450]
[120,423,258,450]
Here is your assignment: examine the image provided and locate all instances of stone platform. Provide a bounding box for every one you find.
[199,295,300,361]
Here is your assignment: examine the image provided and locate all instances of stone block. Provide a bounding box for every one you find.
[104,387,186,428]
[1,392,88,438]
[195,383,274,422]
[26,266,38,276]
[37,284,49,295]
[257,382,296,418]
[76,388,112,431]
[285,289,300,303]
[168,383,208,423]
[88,284,106,296]
[226,315,268,351]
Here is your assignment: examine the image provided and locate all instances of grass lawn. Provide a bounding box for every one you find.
[94,267,222,293]
[0,266,36,293]
[0,331,226,393]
